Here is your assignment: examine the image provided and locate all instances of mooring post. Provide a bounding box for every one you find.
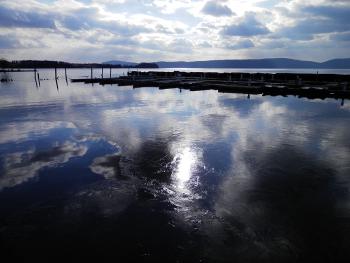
[34,68,38,87]
[55,67,58,80]
[91,67,93,79]
[110,67,112,79]
[55,67,59,90]
[37,72,40,86]
[101,67,104,79]
[65,68,68,85]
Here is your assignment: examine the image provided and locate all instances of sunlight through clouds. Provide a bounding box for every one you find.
[0,0,349,62]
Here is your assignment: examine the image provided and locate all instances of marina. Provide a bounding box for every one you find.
[71,71,350,100]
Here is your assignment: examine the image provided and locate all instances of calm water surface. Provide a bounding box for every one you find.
[1,69,350,262]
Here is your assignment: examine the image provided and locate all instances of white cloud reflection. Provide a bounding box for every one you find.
[0,141,87,190]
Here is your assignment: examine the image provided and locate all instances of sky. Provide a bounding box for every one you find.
[0,0,349,63]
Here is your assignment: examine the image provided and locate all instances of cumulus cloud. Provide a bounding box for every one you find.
[222,13,270,36]
[0,6,56,29]
[225,39,255,50]
[0,0,349,61]
[302,5,350,25]
[201,1,234,17]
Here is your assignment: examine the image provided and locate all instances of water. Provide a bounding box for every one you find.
[152,68,350,74]
[0,69,350,262]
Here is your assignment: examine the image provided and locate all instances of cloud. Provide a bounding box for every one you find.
[201,1,234,17]
[0,34,21,49]
[0,0,349,62]
[58,6,151,36]
[278,18,350,40]
[222,13,270,36]
[0,6,56,29]
[225,39,255,50]
[302,5,350,26]
[167,38,194,53]
[276,4,350,40]
[331,32,350,42]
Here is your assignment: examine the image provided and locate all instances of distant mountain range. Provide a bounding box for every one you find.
[103,60,137,66]
[155,58,350,69]
[104,58,350,69]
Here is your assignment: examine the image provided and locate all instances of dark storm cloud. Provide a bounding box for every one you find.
[221,13,270,36]
[201,1,234,17]
[0,6,56,29]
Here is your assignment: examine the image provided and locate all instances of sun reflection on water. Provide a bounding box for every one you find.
[171,146,199,191]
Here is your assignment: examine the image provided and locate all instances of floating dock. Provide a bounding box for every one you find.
[71,71,350,100]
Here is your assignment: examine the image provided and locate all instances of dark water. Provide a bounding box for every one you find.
[1,69,350,262]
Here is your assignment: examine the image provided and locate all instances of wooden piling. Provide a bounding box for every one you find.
[65,68,68,84]
[101,67,104,79]
[34,68,38,87]
[55,68,59,90]
[110,67,112,79]
[37,72,40,86]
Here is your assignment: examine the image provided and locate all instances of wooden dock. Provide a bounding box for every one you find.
[71,71,350,100]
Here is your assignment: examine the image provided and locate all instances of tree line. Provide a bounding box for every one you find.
[0,59,158,69]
